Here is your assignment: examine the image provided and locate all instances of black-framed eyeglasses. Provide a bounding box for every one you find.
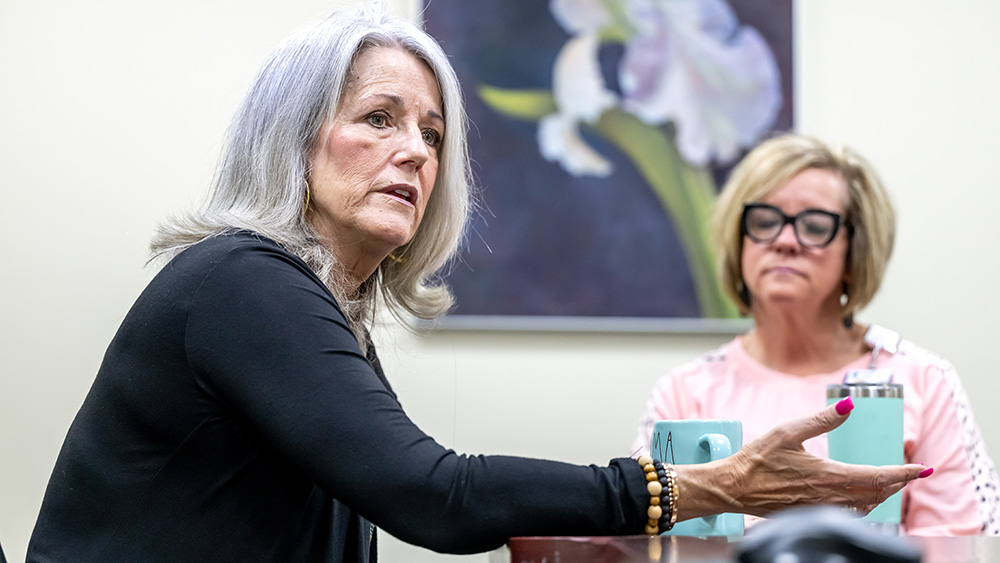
[741,203,850,249]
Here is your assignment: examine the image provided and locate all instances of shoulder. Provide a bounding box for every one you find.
[862,324,954,374]
[660,339,738,382]
[178,232,354,355]
[871,328,962,398]
[149,231,337,324]
[683,338,737,371]
[173,231,295,265]
[891,336,956,376]
[865,323,951,369]
[165,231,318,286]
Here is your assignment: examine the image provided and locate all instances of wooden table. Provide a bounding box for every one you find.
[490,534,998,563]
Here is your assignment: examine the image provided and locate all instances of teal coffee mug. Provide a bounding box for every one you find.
[650,419,744,537]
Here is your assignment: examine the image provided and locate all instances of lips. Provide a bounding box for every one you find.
[381,184,416,204]
[766,266,801,276]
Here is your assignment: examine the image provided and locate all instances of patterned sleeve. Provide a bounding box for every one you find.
[939,361,1000,534]
[900,338,1000,536]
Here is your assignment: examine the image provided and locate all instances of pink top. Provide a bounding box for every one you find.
[632,331,1000,535]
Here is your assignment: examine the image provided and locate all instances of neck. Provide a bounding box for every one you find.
[319,239,386,294]
[744,308,866,376]
[306,217,390,293]
[337,255,380,293]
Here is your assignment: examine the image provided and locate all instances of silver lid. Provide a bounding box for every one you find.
[826,383,904,399]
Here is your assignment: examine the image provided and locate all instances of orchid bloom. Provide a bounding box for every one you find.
[540,0,618,176]
[542,0,782,175]
[539,32,618,177]
[619,0,782,167]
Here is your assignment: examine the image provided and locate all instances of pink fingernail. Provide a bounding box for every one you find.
[919,467,934,479]
[835,396,854,415]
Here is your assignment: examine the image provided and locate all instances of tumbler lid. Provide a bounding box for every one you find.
[842,369,894,384]
[826,382,903,399]
[828,369,902,398]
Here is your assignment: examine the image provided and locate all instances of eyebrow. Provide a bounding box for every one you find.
[372,93,444,123]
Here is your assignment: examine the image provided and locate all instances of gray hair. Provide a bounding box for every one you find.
[150,4,472,348]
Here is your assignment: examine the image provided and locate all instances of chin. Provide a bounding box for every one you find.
[367,218,417,245]
[758,292,801,307]
[376,229,417,250]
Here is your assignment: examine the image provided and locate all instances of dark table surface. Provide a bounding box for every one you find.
[489,534,998,563]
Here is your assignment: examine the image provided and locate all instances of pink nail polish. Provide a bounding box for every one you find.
[919,467,934,478]
[835,396,854,415]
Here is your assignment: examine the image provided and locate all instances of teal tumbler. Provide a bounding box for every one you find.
[826,380,904,534]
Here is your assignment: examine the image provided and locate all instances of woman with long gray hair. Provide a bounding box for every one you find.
[28,5,928,562]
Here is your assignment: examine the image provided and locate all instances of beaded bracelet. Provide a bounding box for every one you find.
[637,455,677,535]
[662,463,678,530]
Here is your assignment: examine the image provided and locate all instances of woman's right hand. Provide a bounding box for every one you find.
[673,397,930,520]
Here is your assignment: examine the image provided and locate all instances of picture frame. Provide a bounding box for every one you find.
[423,0,793,332]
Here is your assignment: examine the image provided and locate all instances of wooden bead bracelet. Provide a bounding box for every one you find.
[637,455,677,535]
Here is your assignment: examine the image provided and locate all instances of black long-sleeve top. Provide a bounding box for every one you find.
[27,231,647,562]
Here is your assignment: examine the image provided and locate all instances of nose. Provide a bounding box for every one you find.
[394,125,431,171]
[772,222,801,250]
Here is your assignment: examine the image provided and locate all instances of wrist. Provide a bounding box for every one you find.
[672,459,744,521]
[636,456,677,534]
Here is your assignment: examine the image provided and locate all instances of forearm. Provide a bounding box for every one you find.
[377,456,648,553]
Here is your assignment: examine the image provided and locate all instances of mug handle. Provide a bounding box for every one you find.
[698,433,745,535]
[699,433,732,461]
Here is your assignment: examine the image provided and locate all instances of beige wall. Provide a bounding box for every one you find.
[1,1,998,562]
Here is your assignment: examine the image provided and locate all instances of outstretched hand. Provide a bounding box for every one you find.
[673,397,930,520]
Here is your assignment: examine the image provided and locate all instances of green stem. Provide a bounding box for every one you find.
[474,86,738,318]
[594,109,738,318]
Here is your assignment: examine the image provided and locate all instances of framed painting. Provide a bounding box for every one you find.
[423,0,793,332]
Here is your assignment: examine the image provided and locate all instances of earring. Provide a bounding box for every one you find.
[737,279,751,308]
[303,181,311,215]
[841,281,853,328]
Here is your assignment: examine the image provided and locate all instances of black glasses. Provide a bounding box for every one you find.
[741,203,849,248]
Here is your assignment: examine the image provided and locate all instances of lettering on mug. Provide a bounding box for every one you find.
[651,431,676,465]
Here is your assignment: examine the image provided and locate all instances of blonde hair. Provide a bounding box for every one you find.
[712,133,895,316]
[150,4,472,348]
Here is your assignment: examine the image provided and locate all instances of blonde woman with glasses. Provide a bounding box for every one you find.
[634,133,1000,535]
